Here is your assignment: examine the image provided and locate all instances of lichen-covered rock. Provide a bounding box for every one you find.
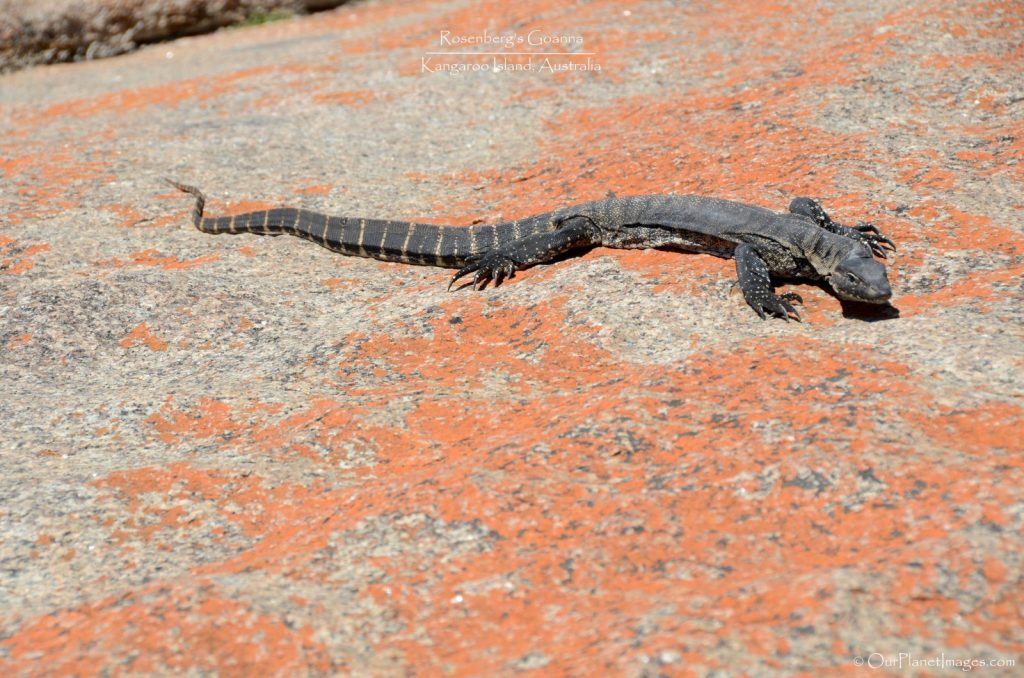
[1,0,1022,674]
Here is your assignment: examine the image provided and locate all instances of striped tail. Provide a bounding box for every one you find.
[166,179,519,268]
[166,179,207,229]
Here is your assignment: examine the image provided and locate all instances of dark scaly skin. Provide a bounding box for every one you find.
[167,181,896,320]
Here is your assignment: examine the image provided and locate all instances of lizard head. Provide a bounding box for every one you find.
[828,251,892,303]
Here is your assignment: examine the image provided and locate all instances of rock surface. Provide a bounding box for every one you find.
[1,0,1022,674]
[0,0,347,72]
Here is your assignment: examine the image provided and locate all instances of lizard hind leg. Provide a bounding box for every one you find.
[447,215,600,291]
[734,244,802,321]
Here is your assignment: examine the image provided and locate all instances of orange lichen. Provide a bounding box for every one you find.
[119,323,169,351]
[0,235,50,274]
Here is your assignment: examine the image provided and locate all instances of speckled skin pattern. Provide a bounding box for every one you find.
[1,0,1022,675]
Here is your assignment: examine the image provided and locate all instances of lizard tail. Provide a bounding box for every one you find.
[164,178,206,230]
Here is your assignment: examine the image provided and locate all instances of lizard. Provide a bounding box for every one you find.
[166,180,895,320]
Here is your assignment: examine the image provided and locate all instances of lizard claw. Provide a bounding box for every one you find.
[863,235,897,258]
[448,252,516,291]
[851,221,896,258]
[448,257,481,291]
[779,292,803,322]
[751,292,802,322]
[775,293,802,322]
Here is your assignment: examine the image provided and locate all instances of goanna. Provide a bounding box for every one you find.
[167,180,895,321]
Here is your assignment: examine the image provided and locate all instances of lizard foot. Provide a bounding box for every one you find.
[735,243,803,322]
[448,252,516,291]
[849,221,897,258]
[748,290,803,322]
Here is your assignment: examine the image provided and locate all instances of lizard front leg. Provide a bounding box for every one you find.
[448,216,599,290]
[788,198,896,258]
[734,244,802,321]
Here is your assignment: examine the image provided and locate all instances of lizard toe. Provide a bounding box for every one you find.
[749,293,802,322]
[779,298,802,322]
[448,260,481,291]
[492,260,515,286]
[767,298,790,322]
[467,252,517,290]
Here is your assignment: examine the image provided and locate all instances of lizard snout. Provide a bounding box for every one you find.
[830,255,892,303]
